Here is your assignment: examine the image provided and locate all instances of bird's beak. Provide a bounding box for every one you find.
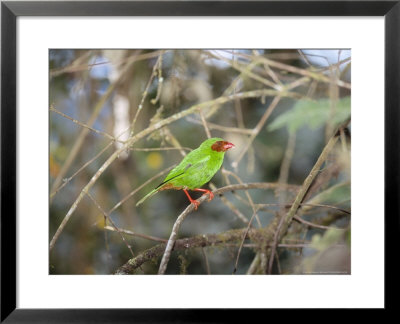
[223,142,235,151]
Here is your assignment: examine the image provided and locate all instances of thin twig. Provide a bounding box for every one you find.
[255,203,350,215]
[50,141,114,199]
[162,127,188,158]
[186,117,254,135]
[222,169,262,228]
[233,207,259,274]
[150,56,164,106]
[50,106,120,143]
[108,164,176,215]
[293,215,346,231]
[199,110,211,138]
[285,76,312,91]
[104,226,167,243]
[326,64,339,142]
[130,51,164,136]
[234,96,245,129]
[131,147,192,152]
[86,192,134,257]
[209,183,249,225]
[231,95,281,169]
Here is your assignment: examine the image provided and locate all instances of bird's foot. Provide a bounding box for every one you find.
[191,200,200,210]
[183,189,200,210]
[194,188,214,202]
[205,191,214,201]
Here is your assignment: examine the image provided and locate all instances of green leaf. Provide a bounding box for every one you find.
[268,97,350,133]
[298,228,349,274]
[307,182,351,206]
[310,228,344,252]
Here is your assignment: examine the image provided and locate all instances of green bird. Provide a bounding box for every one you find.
[136,138,235,210]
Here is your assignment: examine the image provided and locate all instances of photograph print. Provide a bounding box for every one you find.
[49,49,351,275]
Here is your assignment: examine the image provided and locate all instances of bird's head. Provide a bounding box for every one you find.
[211,140,235,152]
[204,138,235,152]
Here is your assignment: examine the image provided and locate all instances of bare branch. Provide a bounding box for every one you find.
[50,141,114,199]
[222,169,262,227]
[199,110,212,138]
[255,203,350,215]
[104,226,167,243]
[209,183,249,225]
[186,117,254,135]
[233,207,260,274]
[86,192,134,257]
[231,95,281,169]
[107,164,176,215]
[293,215,346,231]
[157,182,297,274]
[130,51,164,136]
[50,105,119,143]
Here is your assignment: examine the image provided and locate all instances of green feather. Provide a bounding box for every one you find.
[136,188,159,206]
[136,138,228,206]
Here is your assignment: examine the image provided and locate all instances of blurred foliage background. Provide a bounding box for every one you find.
[49,49,351,274]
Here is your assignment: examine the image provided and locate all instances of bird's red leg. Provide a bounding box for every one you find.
[183,189,200,210]
[194,188,214,202]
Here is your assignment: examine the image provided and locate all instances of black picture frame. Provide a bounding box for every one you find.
[1,0,398,321]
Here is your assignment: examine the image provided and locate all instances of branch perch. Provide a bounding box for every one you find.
[157,182,298,274]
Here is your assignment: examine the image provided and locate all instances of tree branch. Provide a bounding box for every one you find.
[116,227,261,275]
[156,182,298,274]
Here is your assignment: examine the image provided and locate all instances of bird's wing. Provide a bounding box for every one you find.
[155,155,210,189]
[182,155,211,176]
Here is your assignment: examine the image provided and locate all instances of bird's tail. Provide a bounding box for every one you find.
[136,188,158,207]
